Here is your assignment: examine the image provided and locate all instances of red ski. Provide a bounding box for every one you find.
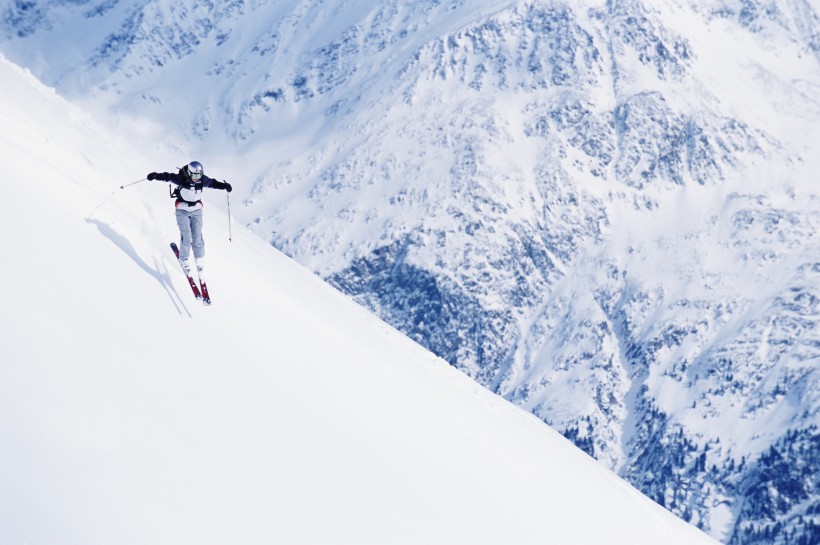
[200,281,211,306]
[170,242,205,303]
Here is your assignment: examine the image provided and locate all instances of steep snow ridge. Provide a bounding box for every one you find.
[1,0,521,145]
[1,1,818,544]
[260,1,820,541]
[0,53,724,545]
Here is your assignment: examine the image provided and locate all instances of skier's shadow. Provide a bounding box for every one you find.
[85,218,191,316]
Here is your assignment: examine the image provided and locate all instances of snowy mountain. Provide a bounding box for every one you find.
[1,1,818,544]
[0,52,726,545]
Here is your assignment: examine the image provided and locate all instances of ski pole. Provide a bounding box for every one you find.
[120,178,146,189]
[226,191,233,242]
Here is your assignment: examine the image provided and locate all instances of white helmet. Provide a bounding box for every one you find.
[187,161,204,180]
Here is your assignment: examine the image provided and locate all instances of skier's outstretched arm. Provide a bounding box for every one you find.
[204,176,232,192]
[147,172,185,185]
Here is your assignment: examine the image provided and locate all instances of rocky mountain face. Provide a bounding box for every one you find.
[1,1,817,543]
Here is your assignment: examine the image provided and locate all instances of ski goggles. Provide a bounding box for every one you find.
[190,171,203,180]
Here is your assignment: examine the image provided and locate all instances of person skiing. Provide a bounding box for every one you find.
[147,161,232,305]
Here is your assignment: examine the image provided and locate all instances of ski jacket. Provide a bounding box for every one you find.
[152,171,231,211]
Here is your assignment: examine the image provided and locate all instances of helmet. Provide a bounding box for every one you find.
[187,161,204,180]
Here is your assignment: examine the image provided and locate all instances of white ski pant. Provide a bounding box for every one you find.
[175,207,205,261]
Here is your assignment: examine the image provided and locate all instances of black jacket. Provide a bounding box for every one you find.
[151,170,231,208]
[152,171,230,192]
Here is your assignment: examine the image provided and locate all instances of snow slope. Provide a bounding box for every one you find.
[0,54,720,545]
[2,1,817,543]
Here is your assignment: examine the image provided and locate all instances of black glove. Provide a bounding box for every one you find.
[147,172,159,181]
[224,182,233,192]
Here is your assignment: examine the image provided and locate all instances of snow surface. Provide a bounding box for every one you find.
[0,54,720,544]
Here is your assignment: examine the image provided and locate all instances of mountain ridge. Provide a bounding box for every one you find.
[0,51,725,545]
[1,1,817,543]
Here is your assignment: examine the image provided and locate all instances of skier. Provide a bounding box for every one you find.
[147,161,232,304]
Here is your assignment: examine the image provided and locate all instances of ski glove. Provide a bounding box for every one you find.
[224,182,233,192]
[147,172,159,181]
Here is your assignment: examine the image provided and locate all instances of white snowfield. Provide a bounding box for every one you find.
[0,55,718,545]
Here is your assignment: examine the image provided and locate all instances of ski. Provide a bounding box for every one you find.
[200,282,211,306]
[170,242,203,301]
[194,253,212,306]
